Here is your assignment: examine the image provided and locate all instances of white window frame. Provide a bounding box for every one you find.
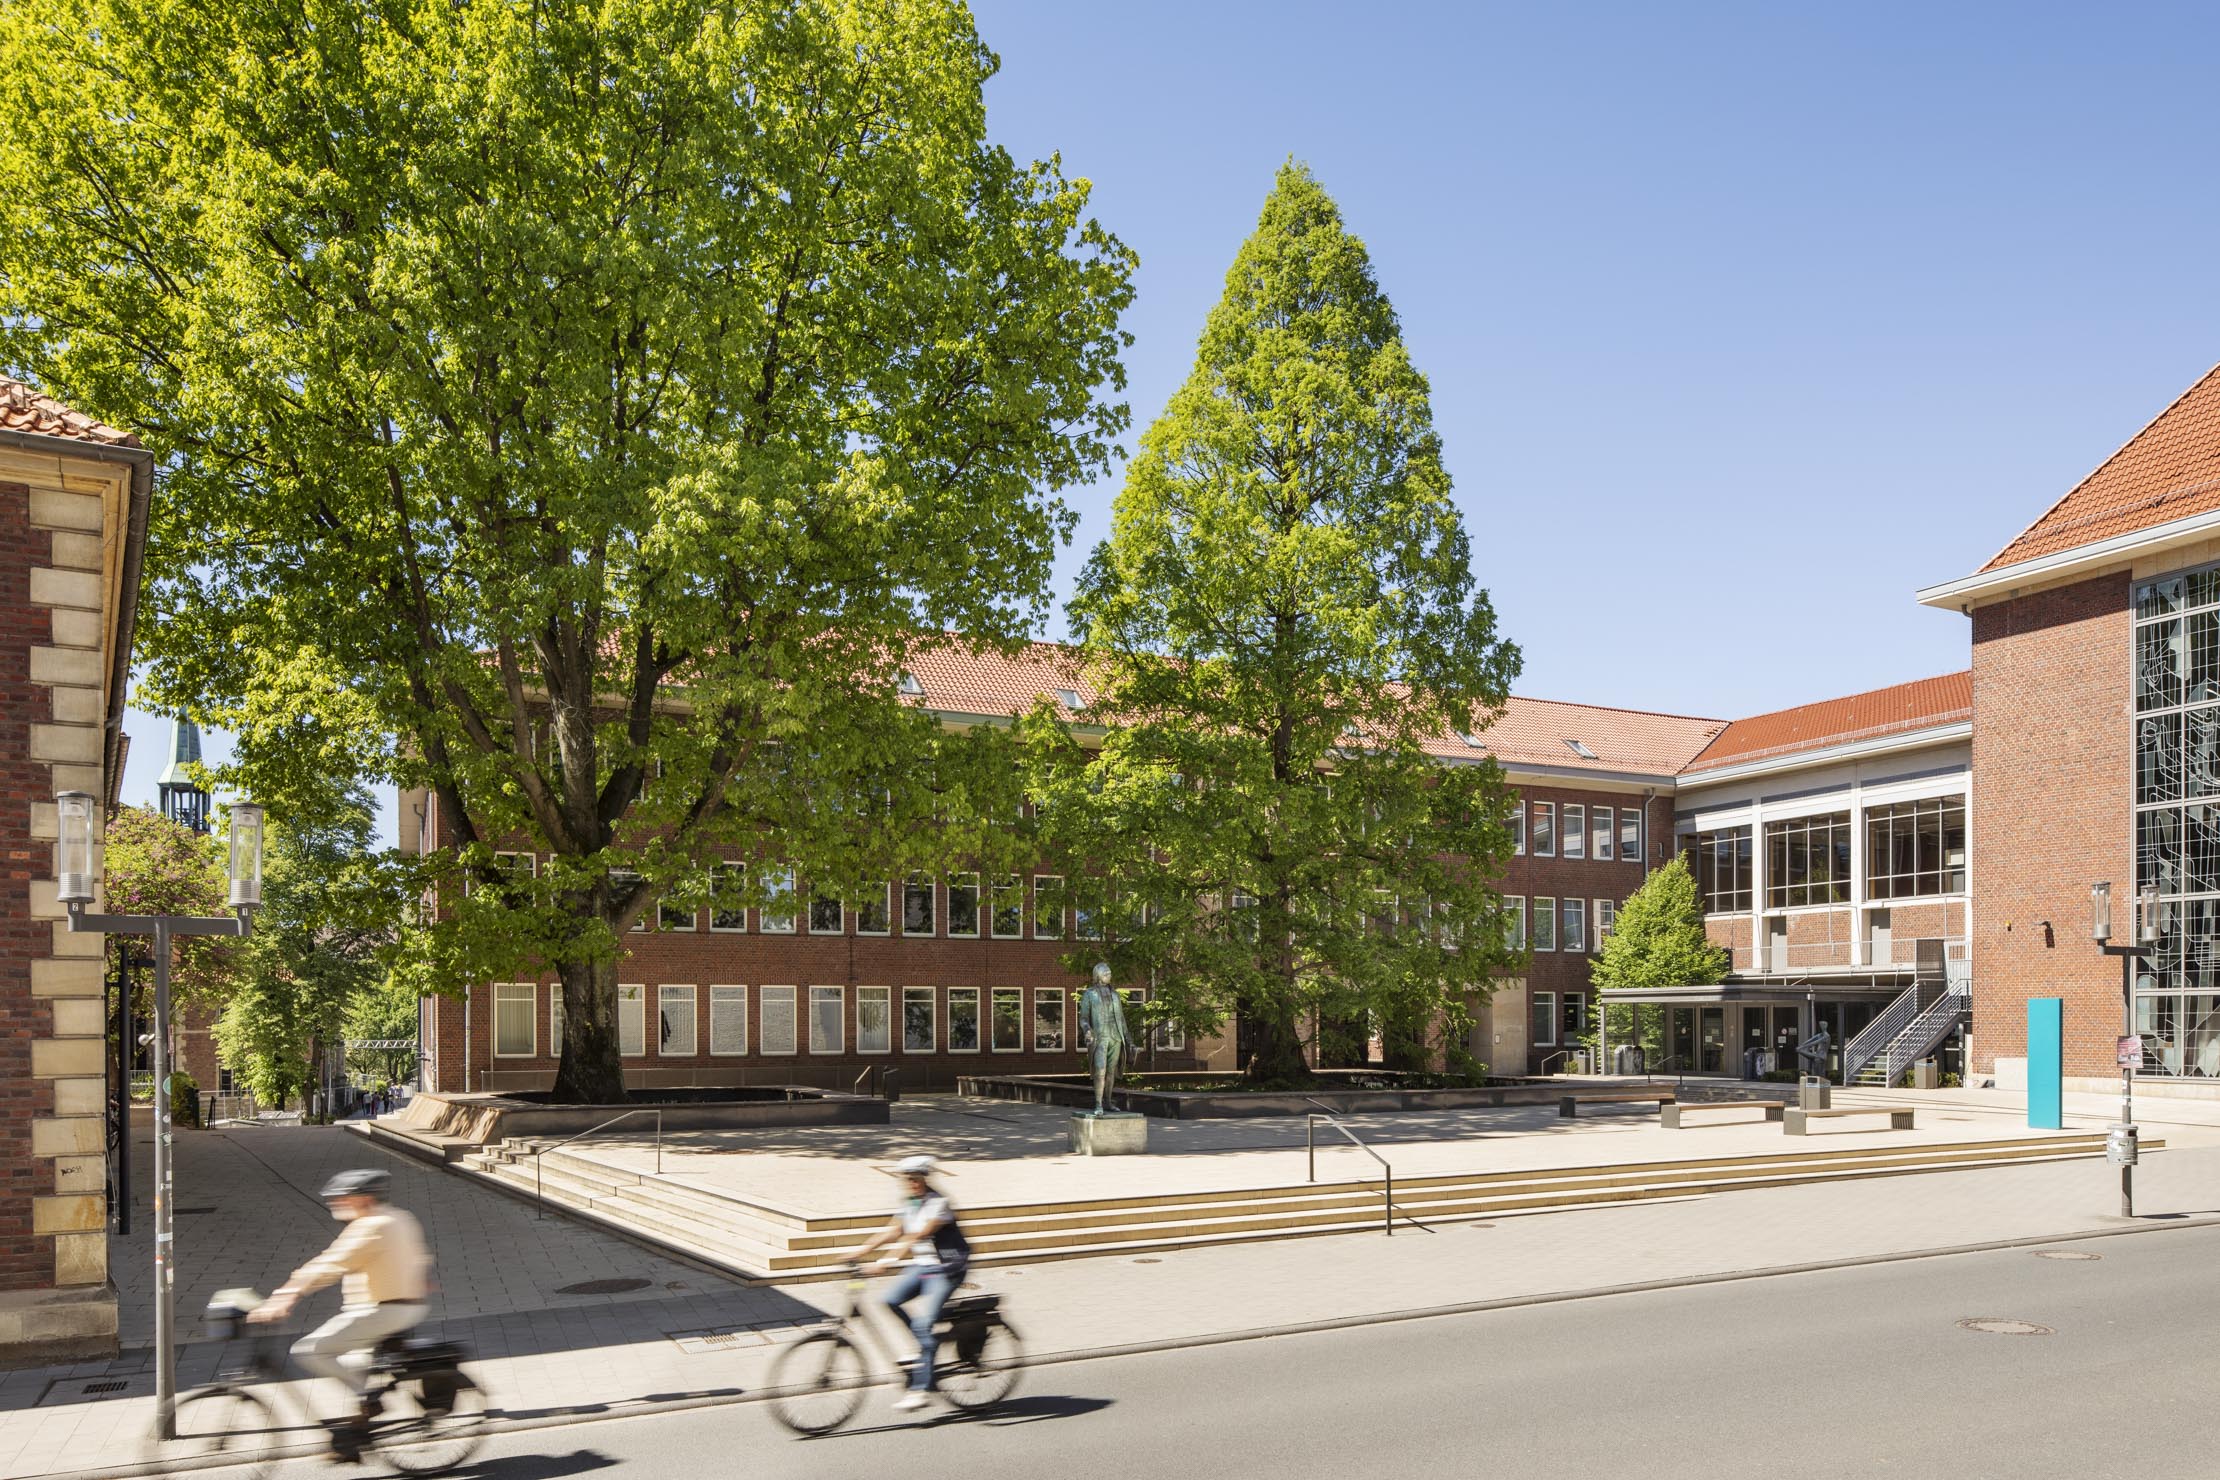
[760,985,798,1056]
[1562,897,1586,953]
[1532,801,1556,857]
[1622,809,1642,865]
[659,894,698,933]
[857,985,892,1054]
[947,986,982,1053]
[1595,898,1617,943]
[1033,874,1066,940]
[947,873,981,939]
[613,869,648,932]
[990,987,1025,1052]
[658,984,698,1057]
[494,982,536,1058]
[1506,895,1526,951]
[902,986,936,1053]
[760,866,796,934]
[709,985,748,1056]
[808,891,844,936]
[1513,805,1525,856]
[1034,987,1066,1052]
[1533,897,1557,952]
[618,983,646,1057]
[855,882,891,936]
[902,874,936,937]
[1532,989,1559,1047]
[808,985,844,1054]
[476,851,536,900]
[1594,805,1614,861]
[548,983,564,1052]
[710,863,748,932]
[1564,803,1587,860]
[990,875,1024,939]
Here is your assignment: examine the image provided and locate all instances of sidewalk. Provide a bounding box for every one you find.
[7,1103,2218,1479]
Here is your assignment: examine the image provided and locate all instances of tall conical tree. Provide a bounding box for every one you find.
[1031,162,1523,1084]
[1588,854,1730,1055]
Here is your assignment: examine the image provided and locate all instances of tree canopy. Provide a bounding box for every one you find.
[0,0,1135,1100]
[1029,162,1521,1084]
[100,806,239,1010]
[1588,853,1729,995]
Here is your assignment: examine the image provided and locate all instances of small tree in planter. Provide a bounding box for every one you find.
[1586,855,1727,1067]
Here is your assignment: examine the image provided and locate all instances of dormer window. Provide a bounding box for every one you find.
[1458,731,1484,749]
[1564,738,1598,760]
[898,672,924,698]
[1055,688,1083,712]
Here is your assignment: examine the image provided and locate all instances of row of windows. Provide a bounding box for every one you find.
[2136,565,2220,1000]
[1502,896,1618,954]
[1688,797,1968,914]
[1528,990,1586,1048]
[494,982,1186,1059]
[1513,802,1641,862]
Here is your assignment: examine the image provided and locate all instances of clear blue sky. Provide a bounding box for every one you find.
[117,0,2220,830]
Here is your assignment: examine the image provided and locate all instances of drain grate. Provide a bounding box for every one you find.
[2036,1249,2102,1262]
[172,1206,217,1216]
[555,1277,653,1296]
[37,1374,153,1407]
[1958,1317,2053,1336]
[666,1321,806,1355]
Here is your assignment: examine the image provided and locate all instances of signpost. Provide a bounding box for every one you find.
[2092,881,2159,1219]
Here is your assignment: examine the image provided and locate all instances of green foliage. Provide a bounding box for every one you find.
[1028,162,1522,1083]
[167,1071,200,1130]
[0,0,1134,1100]
[345,972,424,1084]
[101,806,240,1010]
[1586,853,1729,1051]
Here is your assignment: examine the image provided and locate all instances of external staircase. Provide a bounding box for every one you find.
[458,1126,2128,1282]
[1845,979,1972,1088]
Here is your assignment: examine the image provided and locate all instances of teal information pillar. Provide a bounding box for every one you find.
[2028,997,2064,1130]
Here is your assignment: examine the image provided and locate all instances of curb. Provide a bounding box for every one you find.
[40,1210,2220,1480]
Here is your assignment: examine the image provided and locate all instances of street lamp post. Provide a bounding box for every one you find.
[2091,880,2158,1218]
[54,790,262,1441]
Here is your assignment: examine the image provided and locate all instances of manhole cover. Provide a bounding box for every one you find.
[2036,1250,2102,1261]
[555,1277,653,1296]
[1129,1257,1163,1265]
[1958,1317,2053,1336]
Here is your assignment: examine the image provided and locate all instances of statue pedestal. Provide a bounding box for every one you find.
[1069,1111,1147,1156]
[1798,1077,1832,1111]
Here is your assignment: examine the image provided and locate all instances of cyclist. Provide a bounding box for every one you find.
[853,1154,971,1412]
[247,1168,431,1459]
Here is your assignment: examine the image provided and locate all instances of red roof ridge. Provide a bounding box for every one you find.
[1681,670,1972,775]
[1494,693,1728,726]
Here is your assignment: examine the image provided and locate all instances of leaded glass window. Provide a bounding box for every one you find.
[2133,562,2220,1074]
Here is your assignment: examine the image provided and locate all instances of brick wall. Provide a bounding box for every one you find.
[0,479,54,1293]
[1969,572,2131,1078]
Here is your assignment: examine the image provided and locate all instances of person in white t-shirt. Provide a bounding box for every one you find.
[853,1154,971,1412]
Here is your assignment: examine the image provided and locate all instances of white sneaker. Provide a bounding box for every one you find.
[892,1393,930,1413]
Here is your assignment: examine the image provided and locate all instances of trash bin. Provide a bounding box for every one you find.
[1913,1059,1939,1090]
[1742,1047,1763,1080]
[1613,1044,1645,1075]
[1798,1076,1832,1110]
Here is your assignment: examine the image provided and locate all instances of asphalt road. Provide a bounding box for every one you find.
[278,1223,2220,1480]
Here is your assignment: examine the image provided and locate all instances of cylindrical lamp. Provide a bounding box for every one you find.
[2091,881,2112,943]
[2138,884,2161,946]
[227,802,265,909]
[54,790,97,905]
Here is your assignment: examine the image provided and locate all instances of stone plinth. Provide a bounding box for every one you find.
[1069,1111,1147,1156]
[1799,1077,1832,1110]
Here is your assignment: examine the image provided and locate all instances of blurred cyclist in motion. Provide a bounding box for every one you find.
[852,1154,971,1412]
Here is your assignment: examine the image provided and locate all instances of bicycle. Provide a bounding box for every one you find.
[769,1264,1023,1434]
[143,1291,489,1479]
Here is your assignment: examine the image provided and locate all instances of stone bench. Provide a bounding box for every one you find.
[1783,1105,1914,1136]
[1558,1090,1677,1120]
[1660,1100,1786,1129]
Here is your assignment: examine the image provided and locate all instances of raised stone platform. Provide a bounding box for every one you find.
[1070,1111,1148,1155]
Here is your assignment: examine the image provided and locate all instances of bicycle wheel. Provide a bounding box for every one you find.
[376,1368,489,1476]
[769,1330,868,1435]
[937,1316,1023,1412]
[141,1385,281,1480]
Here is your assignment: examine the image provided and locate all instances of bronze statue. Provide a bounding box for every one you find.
[1798,1025,1832,1080]
[1078,962,1132,1115]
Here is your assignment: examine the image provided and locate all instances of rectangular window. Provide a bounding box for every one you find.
[618,983,646,1057]
[613,869,648,931]
[1766,812,1854,909]
[903,875,936,936]
[1564,804,1586,859]
[857,986,892,1054]
[709,985,747,1056]
[947,987,981,1052]
[658,984,697,1057]
[903,987,936,1052]
[483,851,535,904]
[808,985,844,1054]
[947,873,981,938]
[1073,883,1102,940]
[1563,992,1586,1038]
[1594,805,1614,860]
[494,983,535,1057]
[1595,898,1617,941]
[1033,875,1067,940]
[659,895,696,932]
[1693,827,1753,912]
[760,985,797,1055]
[1562,898,1586,953]
[1034,988,1066,1051]
[1622,808,1642,864]
[1532,801,1556,857]
[1531,990,1558,1046]
[855,882,891,936]
[991,988,1024,1051]
[1512,803,1525,856]
[1533,897,1557,952]
[548,983,564,1051]
[760,866,796,933]
[1506,895,1526,951]
[808,891,844,935]
[1864,797,1969,898]
[991,875,1024,938]
[710,863,747,931]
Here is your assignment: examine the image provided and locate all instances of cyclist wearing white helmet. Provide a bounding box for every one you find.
[248,1167,430,1459]
[852,1154,971,1412]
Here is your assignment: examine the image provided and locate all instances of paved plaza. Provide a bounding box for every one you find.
[4,1090,2220,1478]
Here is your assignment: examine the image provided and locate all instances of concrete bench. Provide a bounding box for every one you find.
[1558,1090,1677,1120]
[1660,1100,1786,1129]
[1783,1105,1914,1135]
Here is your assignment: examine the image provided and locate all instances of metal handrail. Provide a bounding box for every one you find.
[1642,1054,1691,1093]
[1842,982,1923,1086]
[1538,1049,1574,1076]
[533,1108,662,1219]
[854,1066,875,1095]
[1876,984,1972,1086]
[1302,1099,1432,1236]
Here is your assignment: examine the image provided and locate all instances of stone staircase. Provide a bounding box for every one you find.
[459,1128,2138,1282]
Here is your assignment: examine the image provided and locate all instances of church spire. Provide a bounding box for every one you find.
[156,718,208,833]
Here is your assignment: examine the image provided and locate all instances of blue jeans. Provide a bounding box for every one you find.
[883,1264,960,1391]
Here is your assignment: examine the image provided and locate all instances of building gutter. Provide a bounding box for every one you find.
[1675,720,1971,790]
[1915,507,2220,612]
[0,427,153,811]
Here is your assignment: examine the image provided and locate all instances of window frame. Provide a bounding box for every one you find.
[1512,804,1525,856]
[1595,898,1617,942]
[990,875,1024,939]
[1564,803,1587,860]
[617,983,646,1057]
[902,986,936,1053]
[659,894,698,933]
[947,986,982,1053]
[856,985,892,1055]
[947,873,981,938]
[1505,895,1526,951]
[1533,896,1557,952]
[759,985,798,1056]
[808,985,844,1054]
[1594,805,1614,861]
[548,983,564,1053]
[1622,808,1642,864]
[1562,897,1586,954]
[709,984,748,1057]
[658,984,698,1057]
[1532,801,1556,857]
[855,882,892,937]
[808,890,845,936]
[1531,989,1559,1047]
[759,866,797,934]
[709,862,748,932]
[990,987,1025,1052]
[1033,987,1067,1052]
[493,982,536,1058]
[902,874,936,937]
[1033,874,1067,940]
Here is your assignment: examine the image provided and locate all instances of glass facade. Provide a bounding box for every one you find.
[2135,565,2220,1075]
[1865,798,1967,898]
[1693,827,1752,913]
[1765,812,1851,908]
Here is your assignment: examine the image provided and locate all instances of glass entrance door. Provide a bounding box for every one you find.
[1699,1008,1726,1074]
[1671,1008,1696,1071]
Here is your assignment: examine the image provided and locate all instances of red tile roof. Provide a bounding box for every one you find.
[1982,363,2220,572]
[0,378,139,447]
[1681,671,1971,775]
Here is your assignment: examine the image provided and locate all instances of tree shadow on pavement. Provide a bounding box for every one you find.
[440,1449,620,1479]
[795,1393,1113,1440]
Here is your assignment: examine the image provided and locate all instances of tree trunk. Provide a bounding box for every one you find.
[550,956,628,1104]
[1241,1000,1310,1086]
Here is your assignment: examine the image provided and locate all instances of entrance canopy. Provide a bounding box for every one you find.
[1601,981,1903,1008]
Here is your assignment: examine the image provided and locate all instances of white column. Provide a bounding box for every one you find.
[1848,781,1867,967]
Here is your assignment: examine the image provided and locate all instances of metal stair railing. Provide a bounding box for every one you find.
[1304,1099,1433,1236]
[532,1108,663,1220]
[1872,984,1971,1087]
[1841,982,1923,1086]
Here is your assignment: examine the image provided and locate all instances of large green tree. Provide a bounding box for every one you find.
[0,0,1134,1100]
[1586,853,1729,1058]
[1029,162,1521,1085]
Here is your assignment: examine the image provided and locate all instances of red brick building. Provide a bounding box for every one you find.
[0,382,150,1366]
